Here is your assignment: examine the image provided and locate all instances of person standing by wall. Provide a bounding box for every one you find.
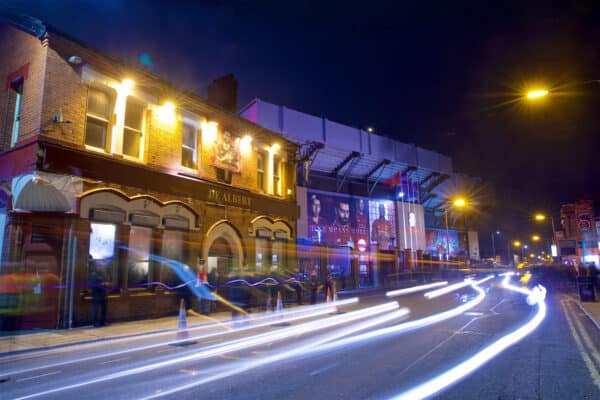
[89,257,108,327]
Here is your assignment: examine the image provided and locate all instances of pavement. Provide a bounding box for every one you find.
[0,309,237,355]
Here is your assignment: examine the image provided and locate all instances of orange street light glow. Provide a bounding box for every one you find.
[534,213,546,221]
[454,198,466,207]
[527,89,548,99]
[532,235,540,242]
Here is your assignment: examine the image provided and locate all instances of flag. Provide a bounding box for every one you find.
[384,171,402,187]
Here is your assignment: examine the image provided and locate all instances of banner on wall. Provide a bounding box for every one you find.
[307,191,397,250]
[211,130,241,173]
[426,229,468,257]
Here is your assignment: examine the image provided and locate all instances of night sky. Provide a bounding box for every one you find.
[6,0,600,253]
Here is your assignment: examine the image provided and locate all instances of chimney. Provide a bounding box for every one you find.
[207,74,238,113]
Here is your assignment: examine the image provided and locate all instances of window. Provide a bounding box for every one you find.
[273,155,281,196]
[85,86,114,150]
[9,79,23,148]
[257,152,265,190]
[181,122,198,169]
[123,98,145,158]
[88,223,117,289]
[161,230,183,287]
[127,226,152,287]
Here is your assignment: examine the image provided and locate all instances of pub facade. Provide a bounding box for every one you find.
[0,17,298,329]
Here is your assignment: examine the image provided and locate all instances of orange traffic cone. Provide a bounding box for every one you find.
[276,291,283,314]
[174,299,190,345]
[326,287,332,303]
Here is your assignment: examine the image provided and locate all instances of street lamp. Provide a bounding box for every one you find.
[531,234,540,242]
[534,213,557,246]
[526,89,549,99]
[491,230,500,261]
[444,198,467,261]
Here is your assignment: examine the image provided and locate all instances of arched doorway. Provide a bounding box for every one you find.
[202,221,244,286]
[209,237,234,284]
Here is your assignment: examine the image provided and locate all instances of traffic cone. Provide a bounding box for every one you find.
[276,291,283,314]
[326,287,332,303]
[174,299,190,345]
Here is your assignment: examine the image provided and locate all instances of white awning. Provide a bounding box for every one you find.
[12,174,71,212]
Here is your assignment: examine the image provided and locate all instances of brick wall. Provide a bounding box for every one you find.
[40,47,87,145]
[0,22,47,150]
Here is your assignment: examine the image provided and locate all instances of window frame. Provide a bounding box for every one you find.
[181,119,199,170]
[272,154,281,196]
[257,151,266,191]
[122,96,147,160]
[84,85,116,152]
[9,78,24,148]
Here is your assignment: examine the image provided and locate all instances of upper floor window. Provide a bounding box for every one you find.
[9,78,24,148]
[257,152,266,191]
[123,98,146,158]
[273,155,281,196]
[181,122,198,169]
[85,86,115,150]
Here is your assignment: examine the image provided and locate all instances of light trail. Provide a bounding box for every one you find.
[390,278,547,400]
[15,302,398,400]
[386,281,448,297]
[424,280,475,299]
[140,307,411,399]
[140,283,489,398]
[5,298,358,376]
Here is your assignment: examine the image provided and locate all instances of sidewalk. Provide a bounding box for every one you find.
[568,293,600,331]
[0,310,234,356]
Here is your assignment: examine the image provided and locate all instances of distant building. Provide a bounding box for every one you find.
[557,199,599,267]
[0,15,298,328]
[240,99,485,287]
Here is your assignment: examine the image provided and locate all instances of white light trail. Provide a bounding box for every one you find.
[390,278,547,400]
[386,281,448,297]
[424,280,474,299]
[140,283,489,399]
[5,298,358,376]
[15,302,398,400]
[140,307,412,399]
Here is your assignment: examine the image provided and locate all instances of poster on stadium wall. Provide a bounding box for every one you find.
[307,190,370,249]
[367,199,397,251]
[426,229,468,257]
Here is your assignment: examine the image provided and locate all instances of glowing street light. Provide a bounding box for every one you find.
[533,212,557,247]
[526,89,549,99]
[444,197,468,261]
[513,240,521,248]
[532,235,540,242]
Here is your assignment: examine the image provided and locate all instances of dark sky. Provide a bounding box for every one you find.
[6,0,600,250]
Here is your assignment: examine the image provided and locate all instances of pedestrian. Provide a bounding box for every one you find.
[89,258,108,327]
[176,264,193,314]
[196,265,213,316]
[293,275,303,305]
[325,273,333,299]
[310,274,318,305]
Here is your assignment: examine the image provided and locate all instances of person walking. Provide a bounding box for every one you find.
[310,274,319,305]
[89,258,108,327]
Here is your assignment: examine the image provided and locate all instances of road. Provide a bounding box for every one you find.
[1,274,599,400]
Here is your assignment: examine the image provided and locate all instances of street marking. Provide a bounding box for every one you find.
[561,300,600,390]
[564,301,600,366]
[99,356,130,365]
[155,348,172,354]
[15,370,61,382]
[572,300,600,331]
[464,312,484,316]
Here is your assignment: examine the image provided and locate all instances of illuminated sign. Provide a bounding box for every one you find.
[208,189,252,207]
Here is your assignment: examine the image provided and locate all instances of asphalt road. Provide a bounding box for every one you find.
[1,276,599,400]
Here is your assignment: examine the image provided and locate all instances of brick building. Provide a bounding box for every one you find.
[0,16,298,328]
